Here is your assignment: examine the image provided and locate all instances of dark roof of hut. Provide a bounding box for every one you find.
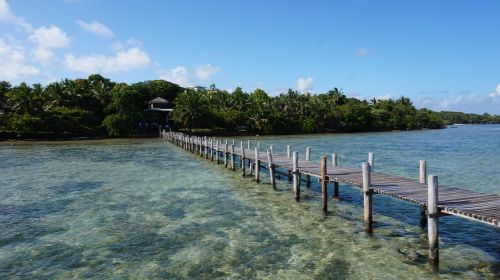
[149,97,169,104]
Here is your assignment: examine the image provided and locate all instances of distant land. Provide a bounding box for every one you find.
[0,75,499,140]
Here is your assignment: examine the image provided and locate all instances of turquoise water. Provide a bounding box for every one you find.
[1,125,499,279]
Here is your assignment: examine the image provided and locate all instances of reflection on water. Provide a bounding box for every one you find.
[0,125,499,279]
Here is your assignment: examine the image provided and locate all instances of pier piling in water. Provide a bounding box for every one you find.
[420,160,427,227]
[293,151,300,201]
[428,175,439,270]
[362,162,373,233]
[255,147,260,183]
[241,144,246,176]
[332,153,339,198]
[224,142,228,168]
[267,149,276,190]
[306,147,311,187]
[231,144,235,170]
[321,156,328,212]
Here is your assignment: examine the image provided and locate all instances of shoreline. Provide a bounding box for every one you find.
[4,123,497,142]
[0,126,455,142]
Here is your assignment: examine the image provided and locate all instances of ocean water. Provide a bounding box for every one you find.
[0,124,499,279]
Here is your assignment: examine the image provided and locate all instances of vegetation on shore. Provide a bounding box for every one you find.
[0,75,499,138]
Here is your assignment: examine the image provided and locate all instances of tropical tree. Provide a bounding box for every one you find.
[171,90,209,129]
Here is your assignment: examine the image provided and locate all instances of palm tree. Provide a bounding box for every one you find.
[172,90,208,129]
[7,83,35,114]
[327,88,346,107]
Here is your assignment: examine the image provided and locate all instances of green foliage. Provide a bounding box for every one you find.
[438,111,500,124]
[8,113,44,136]
[171,90,209,129]
[102,113,135,136]
[102,84,145,136]
[301,117,317,133]
[45,107,92,135]
[1,75,185,138]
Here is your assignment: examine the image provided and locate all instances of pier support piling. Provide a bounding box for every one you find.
[321,156,328,212]
[332,153,339,198]
[293,151,300,201]
[368,152,374,172]
[428,175,439,270]
[267,149,276,190]
[231,144,235,171]
[306,147,311,187]
[240,141,244,168]
[255,147,260,183]
[420,160,427,227]
[224,142,228,168]
[362,162,373,233]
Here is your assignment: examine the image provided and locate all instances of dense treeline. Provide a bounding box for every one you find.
[0,75,182,137]
[437,111,500,125]
[172,87,444,134]
[5,74,492,138]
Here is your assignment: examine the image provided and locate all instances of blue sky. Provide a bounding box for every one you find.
[1,0,500,114]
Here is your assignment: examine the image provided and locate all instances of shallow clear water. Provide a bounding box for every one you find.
[0,125,499,279]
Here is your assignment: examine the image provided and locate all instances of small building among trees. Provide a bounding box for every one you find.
[141,97,173,132]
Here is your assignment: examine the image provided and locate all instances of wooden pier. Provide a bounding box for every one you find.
[162,130,500,270]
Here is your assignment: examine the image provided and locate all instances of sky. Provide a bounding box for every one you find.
[1,0,500,114]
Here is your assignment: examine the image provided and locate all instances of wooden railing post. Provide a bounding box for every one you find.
[255,147,260,183]
[306,147,311,187]
[230,144,235,170]
[362,162,373,233]
[224,142,228,168]
[332,153,339,198]
[216,140,220,164]
[241,145,246,176]
[420,160,427,227]
[321,156,327,212]
[267,149,276,190]
[368,152,374,172]
[287,145,292,181]
[428,175,439,270]
[293,151,300,201]
[205,138,208,159]
[210,138,214,161]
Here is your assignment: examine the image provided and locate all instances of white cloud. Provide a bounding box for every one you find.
[110,38,142,52]
[76,20,113,38]
[376,94,392,100]
[0,38,39,80]
[489,84,500,98]
[297,77,314,92]
[158,66,191,87]
[64,47,151,74]
[27,25,70,64]
[29,25,70,49]
[158,64,221,87]
[354,48,369,57]
[0,0,32,32]
[415,92,500,114]
[195,64,218,80]
[31,47,54,64]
